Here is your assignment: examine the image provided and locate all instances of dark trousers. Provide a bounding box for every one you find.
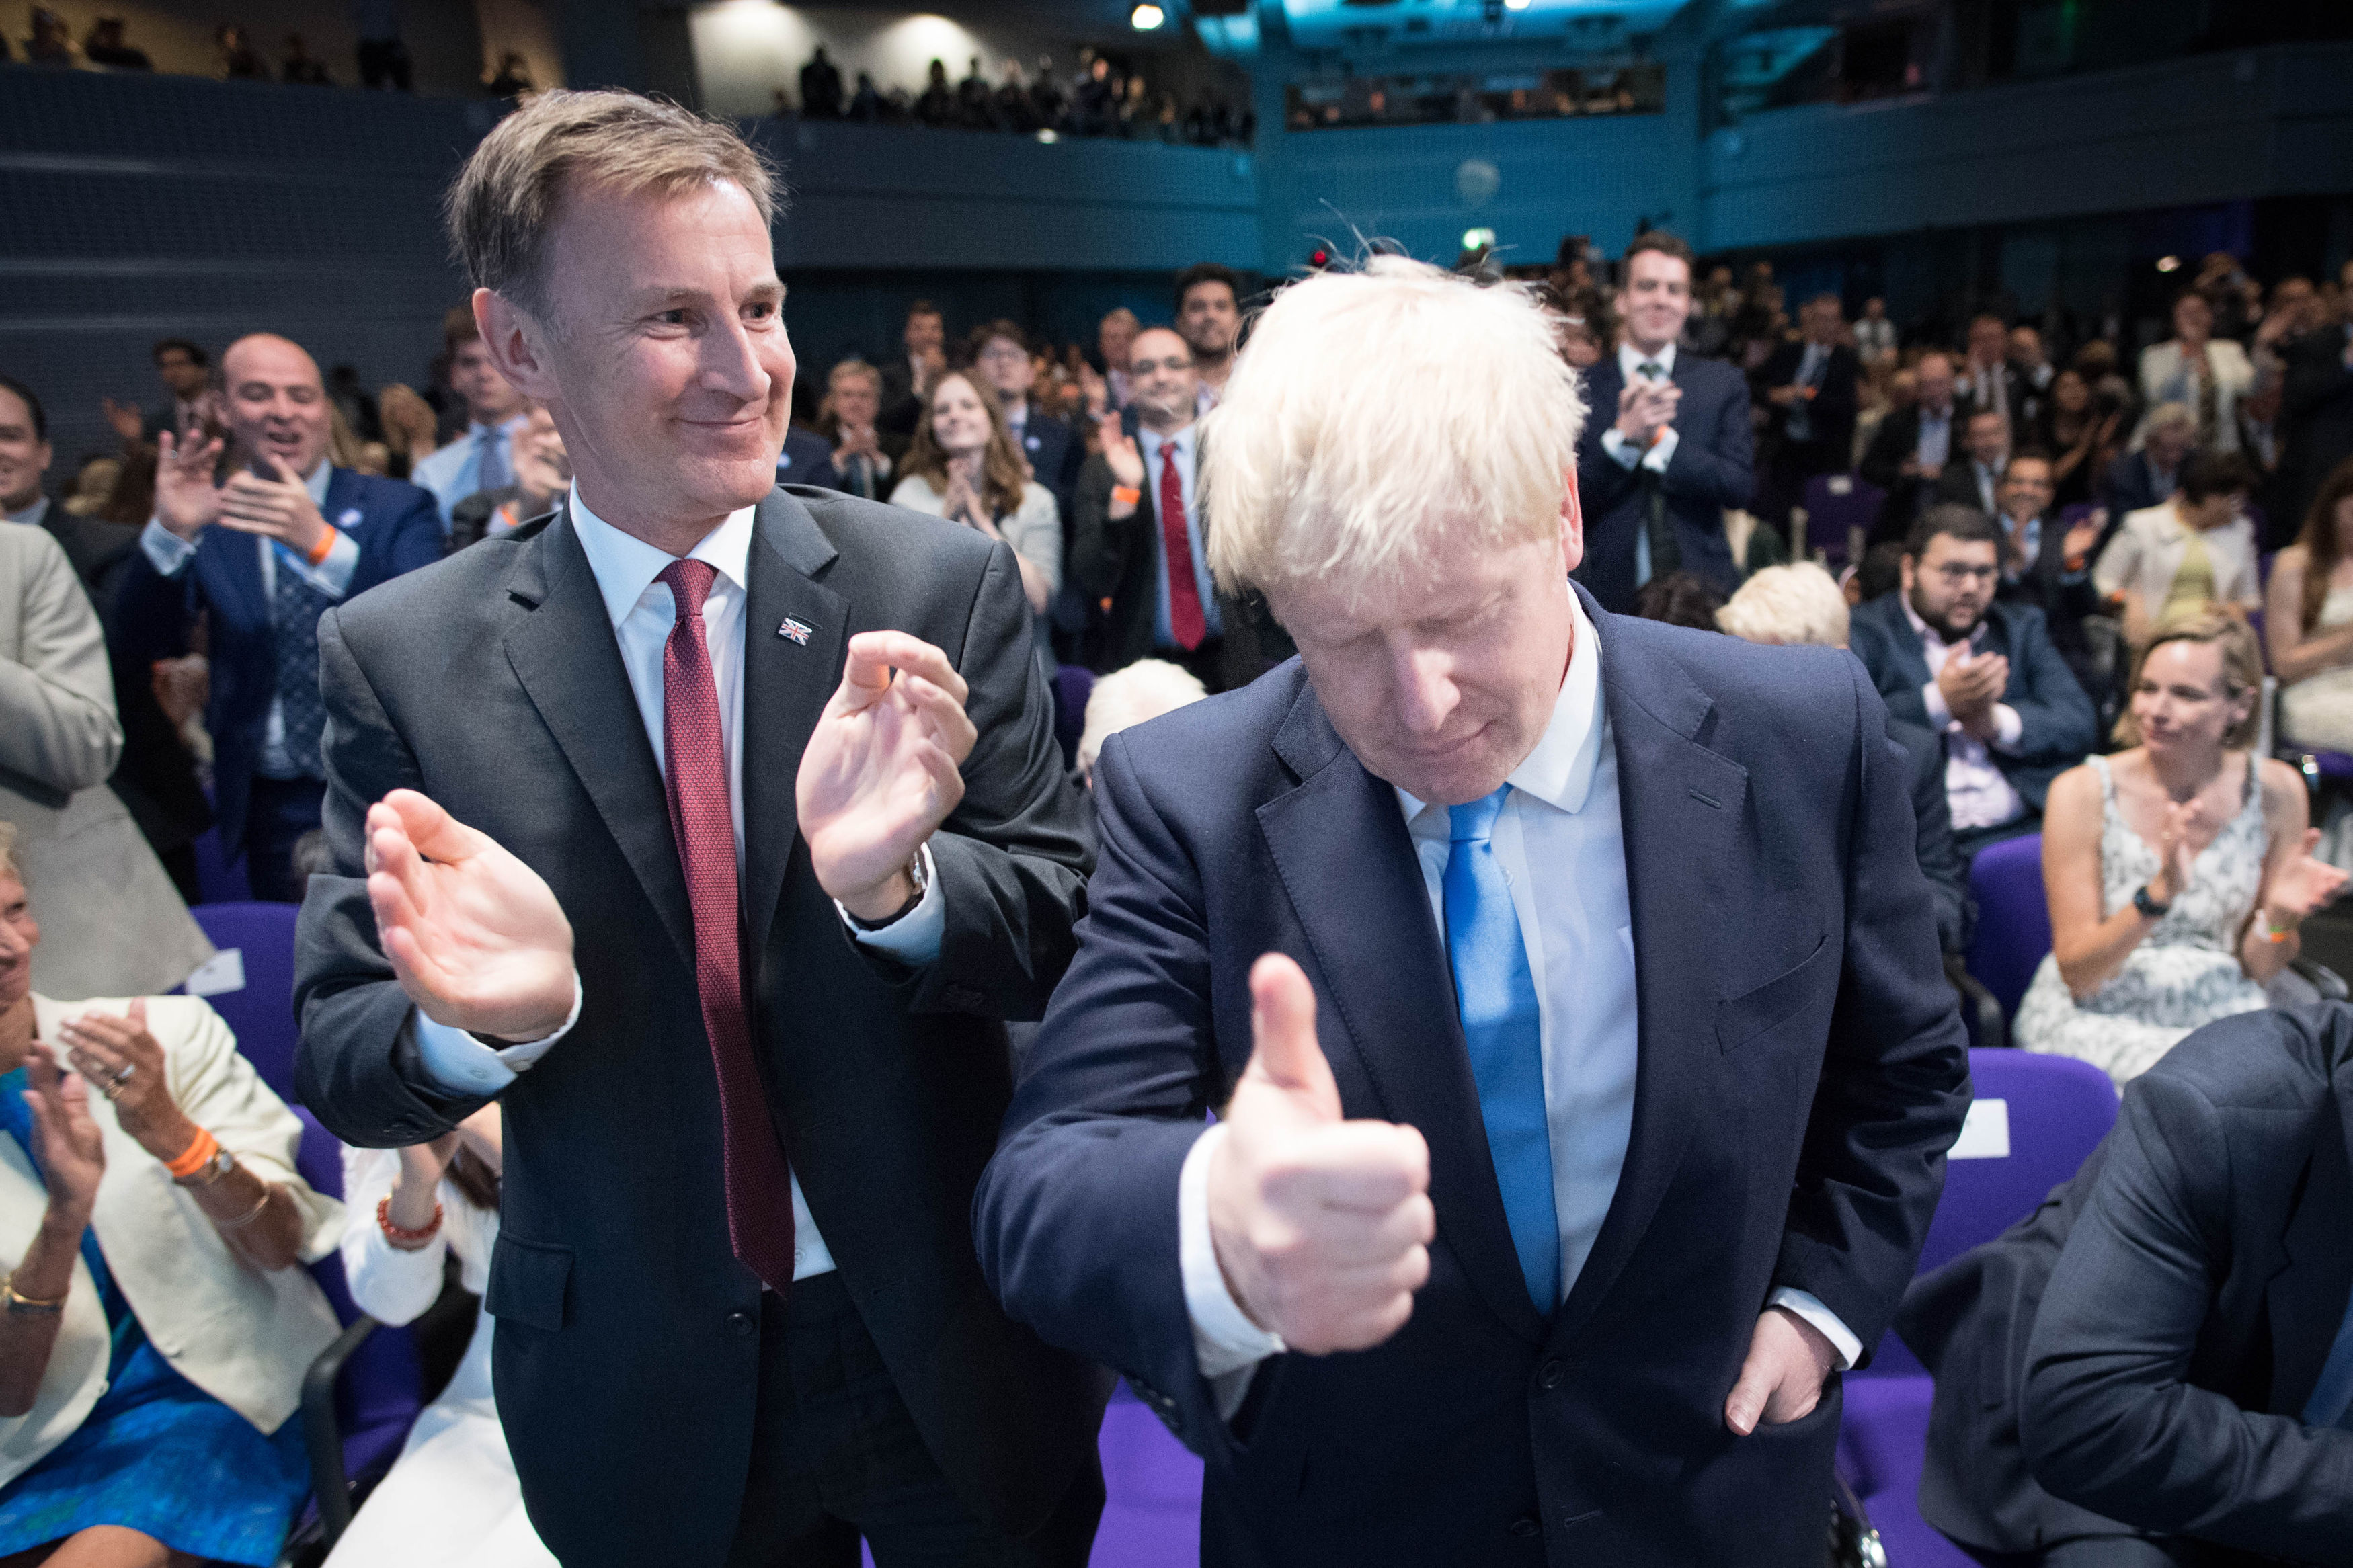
[243,774,325,903]
[725,1272,1103,1567]
[1763,436,1839,540]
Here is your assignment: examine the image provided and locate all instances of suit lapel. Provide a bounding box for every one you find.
[740,490,847,965]
[1554,596,1751,1343]
[2266,1075,2353,1416]
[1256,686,1551,1346]
[502,501,695,972]
[1867,596,1936,692]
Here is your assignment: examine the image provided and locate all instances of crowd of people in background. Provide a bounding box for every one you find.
[782,42,1253,148]
[2,0,510,95]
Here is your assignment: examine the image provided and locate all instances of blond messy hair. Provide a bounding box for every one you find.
[1716,563,1851,648]
[445,89,779,327]
[1201,255,1587,602]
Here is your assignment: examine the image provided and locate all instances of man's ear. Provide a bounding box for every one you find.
[475,288,558,403]
[1558,466,1585,575]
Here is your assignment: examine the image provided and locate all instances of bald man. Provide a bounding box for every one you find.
[116,334,441,899]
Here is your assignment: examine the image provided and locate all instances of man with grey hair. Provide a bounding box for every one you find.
[979,256,1970,1565]
[292,90,1101,1567]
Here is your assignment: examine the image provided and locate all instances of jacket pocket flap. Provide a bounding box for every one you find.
[486,1234,572,1332]
[1714,934,1831,1054]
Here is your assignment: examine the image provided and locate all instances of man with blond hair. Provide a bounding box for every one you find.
[979,255,1970,1566]
[291,91,1101,1567]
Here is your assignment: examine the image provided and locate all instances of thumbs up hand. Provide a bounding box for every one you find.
[1205,954,1435,1354]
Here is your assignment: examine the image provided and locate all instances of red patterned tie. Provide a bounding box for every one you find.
[1159,443,1207,651]
[657,559,797,1293]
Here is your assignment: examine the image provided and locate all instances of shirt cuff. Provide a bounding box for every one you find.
[275,529,358,599]
[1921,677,1955,731]
[1180,1122,1286,1400]
[1767,1287,1862,1372]
[410,970,583,1095]
[836,840,943,966]
[1641,427,1680,473]
[1991,704,2024,753]
[140,518,195,576]
[1600,429,1643,470]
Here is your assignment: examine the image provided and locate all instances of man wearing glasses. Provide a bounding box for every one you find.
[1849,504,2100,856]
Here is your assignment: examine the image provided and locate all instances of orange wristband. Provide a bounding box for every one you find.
[305,525,337,567]
[165,1127,221,1181]
[1111,485,1142,508]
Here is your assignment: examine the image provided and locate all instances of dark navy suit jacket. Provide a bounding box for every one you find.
[1899,1007,2353,1564]
[1012,409,1081,524]
[114,467,440,856]
[976,591,1972,1567]
[1572,352,1755,612]
[1847,593,2098,815]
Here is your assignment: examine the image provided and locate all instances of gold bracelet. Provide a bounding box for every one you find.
[214,1186,274,1231]
[3,1271,65,1315]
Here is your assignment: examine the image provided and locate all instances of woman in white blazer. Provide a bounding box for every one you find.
[325,1106,557,1568]
[2093,450,2264,649]
[0,823,344,1565]
[2137,291,2255,456]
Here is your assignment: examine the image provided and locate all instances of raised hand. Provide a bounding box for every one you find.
[102,397,145,448]
[2266,829,2349,922]
[1097,413,1144,491]
[1612,382,1654,444]
[1724,1307,1837,1434]
[216,455,329,556]
[24,1042,104,1223]
[153,429,227,540]
[57,999,192,1163]
[1206,954,1434,1354]
[2150,798,2205,905]
[795,632,977,923]
[2062,512,2104,567]
[364,789,576,1042]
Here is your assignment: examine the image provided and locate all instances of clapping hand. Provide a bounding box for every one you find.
[1936,647,2009,737]
[2149,798,2206,905]
[217,455,329,556]
[23,1043,104,1224]
[795,632,977,923]
[364,790,577,1043]
[57,1000,190,1163]
[153,430,227,540]
[2062,511,2104,568]
[1205,955,1434,1354]
[2264,829,2350,927]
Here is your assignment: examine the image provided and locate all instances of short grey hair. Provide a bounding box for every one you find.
[445,89,779,327]
[1078,659,1207,777]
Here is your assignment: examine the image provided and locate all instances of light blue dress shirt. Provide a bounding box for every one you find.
[410,415,532,529]
[1135,425,1222,649]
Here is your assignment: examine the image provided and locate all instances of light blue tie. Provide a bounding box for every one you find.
[475,425,508,493]
[1444,787,1560,1312]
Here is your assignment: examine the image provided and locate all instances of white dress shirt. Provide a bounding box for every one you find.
[410,485,947,1285]
[140,459,362,778]
[1901,595,2028,833]
[1178,590,1859,1417]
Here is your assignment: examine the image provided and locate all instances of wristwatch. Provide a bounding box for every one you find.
[175,1145,236,1187]
[2132,884,2171,920]
[846,849,930,932]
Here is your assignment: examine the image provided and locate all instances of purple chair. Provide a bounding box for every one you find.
[1963,834,2049,1026]
[1051,664,1095,772]
[1802,473,1884,570]
[191,824,253,905]
[1839,1050,2119,1567]
[188,901,303,1104]
[292,1108,423,1544]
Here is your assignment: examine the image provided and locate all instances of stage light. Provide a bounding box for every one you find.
[1131,3,1166,29]
[1504,0,1532,9]
[2156,255,2182,272]
[1462,226,1497,250]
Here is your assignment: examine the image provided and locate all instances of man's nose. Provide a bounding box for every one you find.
[1392,647,1457,734]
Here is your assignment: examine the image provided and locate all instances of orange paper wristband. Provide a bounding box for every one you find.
[305,525,338,567]
[164,1127,221,1181]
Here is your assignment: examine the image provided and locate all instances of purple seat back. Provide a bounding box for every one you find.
[1802,473,1883,567]
[293,1110,422,1472]
[1964,834,2049,1022]
[189,902,303,1104]
[1051,664,1095,771]
[192,825,253,905]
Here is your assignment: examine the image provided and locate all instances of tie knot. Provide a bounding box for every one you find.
[1447,786,1511,845]
[658,556,719,620]
[1638,361,1663,380]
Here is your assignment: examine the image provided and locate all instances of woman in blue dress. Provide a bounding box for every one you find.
[0,826,345,1567]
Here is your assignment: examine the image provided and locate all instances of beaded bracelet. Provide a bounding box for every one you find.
[376,1194,444,1246]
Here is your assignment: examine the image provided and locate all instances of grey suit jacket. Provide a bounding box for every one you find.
[291,487,1103,1567]
[0,525,209,998]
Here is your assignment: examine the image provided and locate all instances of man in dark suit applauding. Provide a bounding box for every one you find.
[1572,231,1756,612]
[1900,1004,2353,1566]
[1757,292,1861,538]
[292,91,1102,1567]
[978,256,1970,1567]
[115,333,442,899]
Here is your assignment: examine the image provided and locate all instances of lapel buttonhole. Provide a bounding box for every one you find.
[1689,788,1722,809]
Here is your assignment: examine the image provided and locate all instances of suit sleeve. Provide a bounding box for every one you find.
[1068,452,1132,603]
[2282,337,2353,425]
[1905,733,1973,954]
[0,530,122,792]
[2022,1061,2353,1561]
[1859,419,1909,494]
[2005,611,2098,766]
[1659,372,1755,510]
[1771,658,1972,1357]
[889,539,1092,1020]
[974,726,1236,1464]
[292,606,489,1147]
[1576,371,1644,517]
[1855,616,1935,731]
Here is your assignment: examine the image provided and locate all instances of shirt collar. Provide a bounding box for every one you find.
[472,413,528,442]
[1921,403,1953,424]
[1396,586,1607,824]
[303,460,331,506]
[1139,423,1194,458]
[1898,590,1970,653]
[1618,341,1677,380]
[3,495,48,527]
[567,482,757,632]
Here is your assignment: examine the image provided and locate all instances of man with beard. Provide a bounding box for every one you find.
[1173,263,1243,411]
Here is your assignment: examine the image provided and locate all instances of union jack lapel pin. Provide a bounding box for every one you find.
[778,617,813,645]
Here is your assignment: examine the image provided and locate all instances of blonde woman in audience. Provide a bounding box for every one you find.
[374,384,440,479]
[2092,450,2262,647]
[1075,657,1207,789]
[891,368,1060,672]
[0,822,345,1566]
[327,1106,556,1568]
[2262,457,2353,754]
[2013,614,2348,1086]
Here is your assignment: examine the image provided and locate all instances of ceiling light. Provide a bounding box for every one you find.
[1131,3,1166,28]
[1504,0,1533,9]
[2155,255,2181,272]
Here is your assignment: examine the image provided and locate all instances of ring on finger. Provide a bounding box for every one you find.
[112,1063,134,1085]
[98,1078,122,1101]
